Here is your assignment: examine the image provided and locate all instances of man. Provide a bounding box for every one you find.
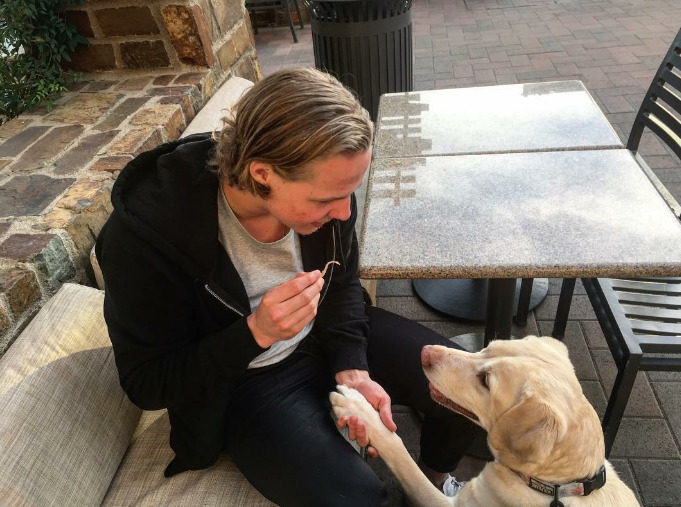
[96,67,482,506]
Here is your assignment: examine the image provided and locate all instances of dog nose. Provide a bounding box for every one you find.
[421,345,435,367]
[422,345,448,368]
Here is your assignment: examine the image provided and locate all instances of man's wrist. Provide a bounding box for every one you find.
[247,313,274,349]
[335,369,370,388]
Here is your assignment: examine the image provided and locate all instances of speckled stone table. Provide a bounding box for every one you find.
[358,149,681,343]
[370,80,624,323]
[373,80,622,158]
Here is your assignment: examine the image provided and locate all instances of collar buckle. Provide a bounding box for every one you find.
[581,465,607,496]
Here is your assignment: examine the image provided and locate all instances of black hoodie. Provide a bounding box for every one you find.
[96,133,369,476]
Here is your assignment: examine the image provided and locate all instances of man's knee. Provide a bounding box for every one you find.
[321,469,387,507]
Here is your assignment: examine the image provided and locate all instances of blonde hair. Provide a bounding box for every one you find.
[210,67,373,198]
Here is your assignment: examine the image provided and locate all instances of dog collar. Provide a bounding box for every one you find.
[513,464,606,500]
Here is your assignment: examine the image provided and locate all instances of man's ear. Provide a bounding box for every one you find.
[249,161,273,187]
[488,395,566,466]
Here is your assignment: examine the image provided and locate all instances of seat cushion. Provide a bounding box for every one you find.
[0,283,142,507]
[102,410,276,506]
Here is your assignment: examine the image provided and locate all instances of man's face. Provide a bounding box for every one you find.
[263,149,371,235]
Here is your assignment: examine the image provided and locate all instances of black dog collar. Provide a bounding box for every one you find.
[513,464,606,504]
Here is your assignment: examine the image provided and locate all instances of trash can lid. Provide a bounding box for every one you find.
[303,0,412,21]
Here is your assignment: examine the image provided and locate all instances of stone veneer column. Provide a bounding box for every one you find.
[63,0,261,83]
[0,1,264,353]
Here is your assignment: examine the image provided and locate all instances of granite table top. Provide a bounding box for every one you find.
[358,149,681,279]
[373,80,623,158]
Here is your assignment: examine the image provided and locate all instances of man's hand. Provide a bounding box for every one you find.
[335,369,397,458]
[247,271,324,348]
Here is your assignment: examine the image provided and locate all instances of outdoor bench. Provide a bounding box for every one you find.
[0,282,277,506]
[0,73,375,506]
[0,75,278,507]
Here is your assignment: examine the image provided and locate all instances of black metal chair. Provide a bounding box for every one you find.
[552,26,681,457]
[246,0,304,43]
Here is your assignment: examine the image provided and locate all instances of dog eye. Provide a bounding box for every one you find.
[478,372,490,389]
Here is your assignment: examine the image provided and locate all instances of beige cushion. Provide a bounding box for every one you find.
[102,410,276,507]
[0,283,142,507]
[181,76,254,138]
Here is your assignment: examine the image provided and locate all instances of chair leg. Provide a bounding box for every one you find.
[552,278,575,339]
[285,0,298,43]
[514,278,533,326]
[602,354,641,457]
[292,0,304,28]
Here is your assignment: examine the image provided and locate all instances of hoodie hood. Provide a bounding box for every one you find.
[111,133,220,280]
[109,132,347,310]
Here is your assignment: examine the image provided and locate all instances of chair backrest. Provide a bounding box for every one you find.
[628,27,681,158]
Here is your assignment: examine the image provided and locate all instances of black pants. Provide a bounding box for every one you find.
[223,306,483,507]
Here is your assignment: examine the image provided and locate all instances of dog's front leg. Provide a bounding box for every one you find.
[330,385,455,507]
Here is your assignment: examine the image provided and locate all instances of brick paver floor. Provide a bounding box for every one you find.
[253,1,681,505]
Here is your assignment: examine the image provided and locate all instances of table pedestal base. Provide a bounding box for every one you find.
[436,278,522,346]
[449,332,484,353]
[452,331,525,352]
[448,332,484,353]
[412,278,548,321]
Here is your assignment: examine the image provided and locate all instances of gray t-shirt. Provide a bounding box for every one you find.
[217,188,313,368]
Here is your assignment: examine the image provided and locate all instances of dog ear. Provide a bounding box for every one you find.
[540,336,569,358]
[524,335,569,358]
[488,394,566,467]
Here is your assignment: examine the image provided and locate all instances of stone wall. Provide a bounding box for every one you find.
[0,0,262,355]
[63,0,259,80]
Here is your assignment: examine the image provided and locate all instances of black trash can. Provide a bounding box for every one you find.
[302,0,413,120]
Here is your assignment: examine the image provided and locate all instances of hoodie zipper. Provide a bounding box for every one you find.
[318,224,337,306]
[204,283,245,317]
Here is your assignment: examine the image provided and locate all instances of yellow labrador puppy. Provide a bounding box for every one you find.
[331,336,640,507]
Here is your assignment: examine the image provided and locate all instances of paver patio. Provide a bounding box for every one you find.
[252,1,681,505]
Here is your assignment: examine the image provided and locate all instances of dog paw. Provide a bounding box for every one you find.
[330,385,389,440]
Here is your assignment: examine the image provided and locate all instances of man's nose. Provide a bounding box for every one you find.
[329,196,352,221]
